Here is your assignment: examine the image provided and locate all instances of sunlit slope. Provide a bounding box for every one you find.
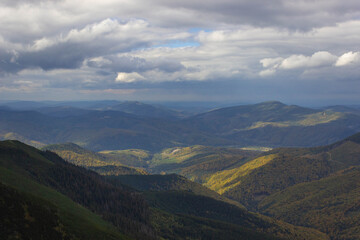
[202,133,360,239]
[258,167,360,240]
[204,154,277,194]
[149,145,259,182]
[206,133,360,209]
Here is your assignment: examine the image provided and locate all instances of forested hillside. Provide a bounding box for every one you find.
[0,140,328,240]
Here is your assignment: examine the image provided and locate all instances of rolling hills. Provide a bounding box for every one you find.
[1,101,360,151]
[0,140,329,240]
[184,101,360,147]
[46,143,259,182]
[0,108,233,151]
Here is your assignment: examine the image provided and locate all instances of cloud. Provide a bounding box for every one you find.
[115,72,145,83]
[335,51,360,66]
[0,0,360,102]
[0,18,189,73]
[260,58,283,68]
[280,51,337,69]
[259,51,353,76]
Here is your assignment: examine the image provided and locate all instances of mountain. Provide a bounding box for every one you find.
[204,132,360,239]
[109,173,328,240]
[99,145,261,183]
[206,132,360,207]
[110,174,245,209]
[99,149,152,168]
[0,179,127,240]
[147,145,259,183]
[108,101,185,119]
[0,100,51,110]
[0,109,233,151]
[1,101,360,151]
[0,140,152,239]
[35,106,93,117]
[42,143,147,175]
[0,140,329,240]
[185,101,360,147]
[258,167,360,240]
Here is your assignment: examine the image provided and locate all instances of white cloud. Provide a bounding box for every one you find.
[259,68,277,77]
[260,51,340,76]
[335,51,360,66]
[260,58,283,68]
[280,51,337,69]
[115,72,144,83]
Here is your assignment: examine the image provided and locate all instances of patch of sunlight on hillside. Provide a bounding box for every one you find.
[245,111,343,130]
[153,146,206,165]
[240,146,272,152]
[204,154,277,194]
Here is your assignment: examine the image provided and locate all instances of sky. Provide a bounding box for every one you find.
[0,0,360,105]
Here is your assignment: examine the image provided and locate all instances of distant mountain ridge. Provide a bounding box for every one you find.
[107,101,186,119]
[1,101,360,151]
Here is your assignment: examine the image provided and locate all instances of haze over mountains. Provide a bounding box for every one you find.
[1,100,360,151]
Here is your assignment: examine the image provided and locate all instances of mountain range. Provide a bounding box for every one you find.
[1,101,360,151]
[2,97,360,239]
